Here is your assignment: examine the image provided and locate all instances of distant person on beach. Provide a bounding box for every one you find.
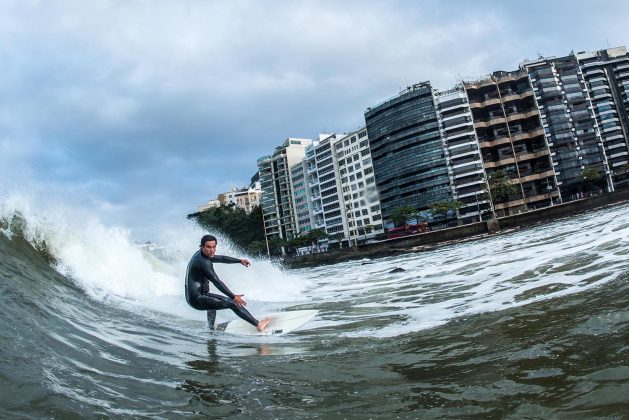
[185,234,270,332]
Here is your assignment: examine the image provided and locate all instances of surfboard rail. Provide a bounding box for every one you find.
[217,309,318,336]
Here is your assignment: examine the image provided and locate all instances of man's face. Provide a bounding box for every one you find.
[201,240,217,258]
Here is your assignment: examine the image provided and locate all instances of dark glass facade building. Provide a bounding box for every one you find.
[364,82,453,221]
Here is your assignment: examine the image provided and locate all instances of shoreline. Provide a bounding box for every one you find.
[283,188,629,268]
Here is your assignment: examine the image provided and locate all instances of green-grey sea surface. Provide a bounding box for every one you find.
[1,203,628,418]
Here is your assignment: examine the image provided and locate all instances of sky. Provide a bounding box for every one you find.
[0,0,628,240]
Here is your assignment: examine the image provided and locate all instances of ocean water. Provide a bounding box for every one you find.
[0,198,628,418]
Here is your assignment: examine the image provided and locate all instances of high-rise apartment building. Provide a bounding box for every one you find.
[302,134,341,246]
[576,47,629,189]
[257,138,312,242]
[464,70,559,216]
[252,45,628,250]
[290,159,313,235]
[299,132,384,247]
[435,86,489,223]
[521,55,609,197]
[365,82,453,222]
[334,128,384,244]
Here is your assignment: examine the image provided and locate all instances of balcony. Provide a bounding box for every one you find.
[474,116,507,128]
[496,71,528,84]
[494,197,526,210]
[501,90,534,102]
[479,136,512,148]
[512,128,545,141]
[519,170,555,183]
[469,97,501,109]
[483,156,516,168]
[444,130,475,142]
[524,191,560,204]
[465,78,496,90]
[515,149,550,162]
[506,109,540,122]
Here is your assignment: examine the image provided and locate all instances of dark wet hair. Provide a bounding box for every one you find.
[200,234,218,247]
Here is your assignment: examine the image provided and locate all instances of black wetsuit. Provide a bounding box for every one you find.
[185,251,258,329]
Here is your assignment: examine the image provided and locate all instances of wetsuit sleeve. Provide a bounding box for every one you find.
[200,259,236,299]
[210,255,242,264]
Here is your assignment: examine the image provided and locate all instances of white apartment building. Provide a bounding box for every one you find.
[287,130,384,249]
[259,131,384,250]
[435,86,489,223]
[334,128,384,245]
[290,159,314,234]
[303,134,338,248]
[257,138,312,242]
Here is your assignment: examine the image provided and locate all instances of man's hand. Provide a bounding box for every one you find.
[240,259,251,267]
[233,294,247,307]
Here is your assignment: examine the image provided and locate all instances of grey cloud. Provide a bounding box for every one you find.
[0,0,627,238]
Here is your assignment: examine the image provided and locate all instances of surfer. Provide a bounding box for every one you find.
[185,234,271,332]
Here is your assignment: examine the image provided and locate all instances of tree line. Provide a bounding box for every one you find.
[187,205,327,256]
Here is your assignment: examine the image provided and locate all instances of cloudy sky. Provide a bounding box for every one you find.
[1,0,628,240]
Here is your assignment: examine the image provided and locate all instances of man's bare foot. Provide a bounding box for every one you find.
[256,317,271,332]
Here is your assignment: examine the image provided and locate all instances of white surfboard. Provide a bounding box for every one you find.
[217,309,318,336]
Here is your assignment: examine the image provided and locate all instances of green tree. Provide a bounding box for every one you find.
[358,224,374,239]
[429,200,464,219]
[390,205,417,227]
[187,204,265,253]
[247,240,268,255]
[486,170,516,202]
[266,237,287,255]
[306,228,327,242]
[582,167,602,192]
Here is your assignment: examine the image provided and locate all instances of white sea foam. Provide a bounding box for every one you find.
[0,192,310,323]
[298,204,629,338]
[2,187,627,337]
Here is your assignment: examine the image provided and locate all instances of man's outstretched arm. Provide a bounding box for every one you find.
[211,255,250,266]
